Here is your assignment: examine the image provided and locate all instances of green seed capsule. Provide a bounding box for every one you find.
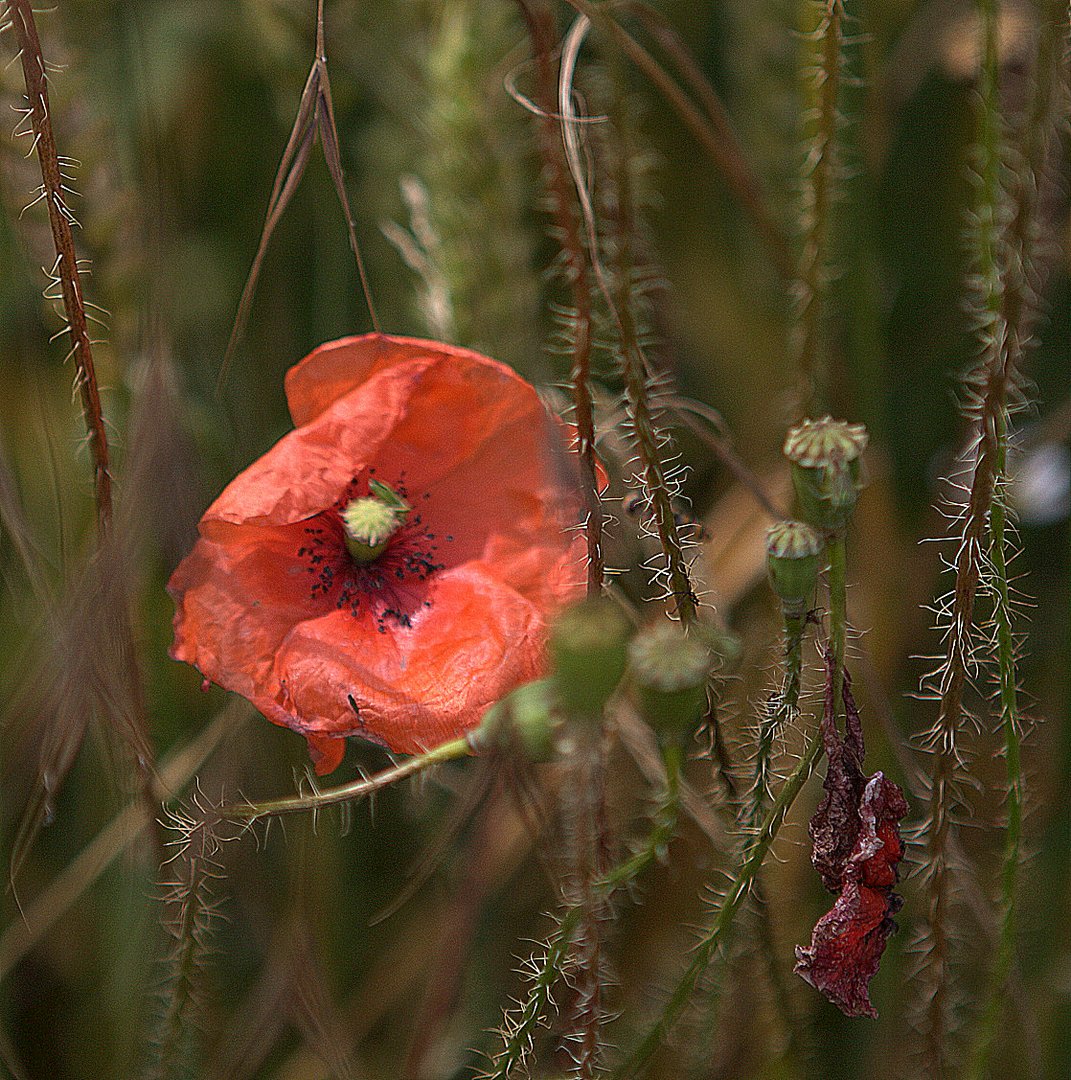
[783,416,868,531]
[475,678,559,762]
[766,520,824,617]
[628,621,714,743]
[549,596,633,720]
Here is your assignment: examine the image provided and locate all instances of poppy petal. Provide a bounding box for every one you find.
[262,564,548,755]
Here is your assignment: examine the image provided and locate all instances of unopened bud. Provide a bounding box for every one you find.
[783,417,868,531]
[550,596,632,719]
[475,679,559,762]
[766,520,824,616]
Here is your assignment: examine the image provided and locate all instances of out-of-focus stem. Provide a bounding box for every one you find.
[618,728,823,1077]
[218,736,471,822]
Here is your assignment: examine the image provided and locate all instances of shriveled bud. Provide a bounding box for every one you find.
[550,596,632,720]
[766,520,824,616]
[474,679,559,762]
[629,621,714,742]
[783,417,868,531]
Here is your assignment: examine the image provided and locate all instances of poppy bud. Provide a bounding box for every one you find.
[766,520,824,617]
[341,481,410,563]
[783,417,868,531]
[628,621,715,743]
[474,678,559,762]
[549,596,632,720]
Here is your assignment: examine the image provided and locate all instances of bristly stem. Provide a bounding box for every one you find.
[827,531,847,722]
[796,0,844,416]
[919,0,1022,1068]
[557,14,698,623]
[485,748,682,1079]
[11,0,112,531]
[962,0,1028,1071]
[218,735,471,822]
[516,0,605,594]
[617,729,823,1077]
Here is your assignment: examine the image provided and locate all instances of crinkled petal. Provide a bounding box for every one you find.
[793,882,899,1019]
[168,523,324,696]
[261,564,548,757]
[284,333,521,426]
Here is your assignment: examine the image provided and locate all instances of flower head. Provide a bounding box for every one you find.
[169,333,587,774]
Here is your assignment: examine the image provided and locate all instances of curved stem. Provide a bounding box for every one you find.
[218,736,471,822]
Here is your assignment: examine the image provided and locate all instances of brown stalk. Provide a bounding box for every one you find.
[516,0,605,595]
[564,0,794,285]
[219,0,379,391]
[10,0,111,530]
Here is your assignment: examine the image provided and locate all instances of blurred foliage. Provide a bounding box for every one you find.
[0,0,1068,1078]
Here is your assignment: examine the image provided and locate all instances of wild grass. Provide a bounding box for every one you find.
[1,2,1069,1078]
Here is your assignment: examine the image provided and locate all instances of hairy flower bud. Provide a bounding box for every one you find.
[783,417,868,531]
[550,596,632,720]
[766,520,824,616]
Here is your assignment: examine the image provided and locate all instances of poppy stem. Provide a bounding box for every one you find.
[218,736,471,823]
[827,531,847,724]
[618,727,824,1076]
[487,747,682,1079]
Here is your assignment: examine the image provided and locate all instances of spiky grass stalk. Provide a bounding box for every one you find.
[485,749,682,1079]
[795,0,845,415]
[566,728,610,1078]
[8,0,111,530]
[959,0,1071,1070]
[516,0,604,593]
[618,728,823,1077]
[556,14,699,623]
[419,0,539,371]
[916,0,1038,1070]
[150,802,224,1079]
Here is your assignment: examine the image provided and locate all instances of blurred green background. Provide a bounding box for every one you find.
[0,1,1068,1077]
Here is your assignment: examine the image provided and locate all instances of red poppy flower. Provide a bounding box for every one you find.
[169,333,587,774]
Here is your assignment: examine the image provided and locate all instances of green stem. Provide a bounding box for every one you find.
[487,747,682,1079]
[616,729,824,1077]
[796,0,845,415]
[827,531,847,722]
[218,736,471,822]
